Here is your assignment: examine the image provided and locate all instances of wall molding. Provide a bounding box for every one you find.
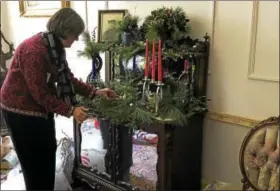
[207,111,260,128]
[207,0,216,76]
[247,1,279,83]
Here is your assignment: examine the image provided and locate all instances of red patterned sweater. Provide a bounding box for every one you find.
[0,33,96,118]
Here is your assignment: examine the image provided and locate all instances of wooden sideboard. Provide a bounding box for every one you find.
[72,113,205,190]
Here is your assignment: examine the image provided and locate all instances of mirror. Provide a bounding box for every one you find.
[79,117,107,173]
[241,118,279,191]
[79,117,159,190]
[109,54,144,80]
[122,128,158,190]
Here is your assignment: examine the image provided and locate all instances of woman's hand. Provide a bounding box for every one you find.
[96,88,118,99]
[73,106,89,123]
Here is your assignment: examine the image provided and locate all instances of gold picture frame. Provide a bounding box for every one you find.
[19,0,70,18]
[98,10,127,42]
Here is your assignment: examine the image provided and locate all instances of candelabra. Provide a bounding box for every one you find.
[155,81,164,114]
[178,69,189,85]
[141,76,151,102]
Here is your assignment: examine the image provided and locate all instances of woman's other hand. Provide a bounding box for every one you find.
[73,106,89,123]
[96,88,118,99]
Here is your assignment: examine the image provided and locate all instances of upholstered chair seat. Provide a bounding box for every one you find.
[240,117,279,191]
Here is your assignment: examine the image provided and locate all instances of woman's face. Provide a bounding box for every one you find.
[61,35,79,48]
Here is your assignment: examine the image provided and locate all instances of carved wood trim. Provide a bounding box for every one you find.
[1,28,14,71]
[207,111,260,128]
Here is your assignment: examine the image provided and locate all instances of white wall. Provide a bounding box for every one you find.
[1,1,105,81]
[1,0,279,185]
[1,1,10,53]
[207,1,279,120]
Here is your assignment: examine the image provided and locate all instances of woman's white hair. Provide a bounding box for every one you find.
[47,8,85,39]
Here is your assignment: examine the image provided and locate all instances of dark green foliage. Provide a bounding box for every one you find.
[141,7,190,41]
[77,29,111,59]
[115,13,140,33]
[110,42,145,63]
[78,75,208,127]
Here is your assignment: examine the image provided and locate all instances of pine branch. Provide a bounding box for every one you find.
[78,71,208,127]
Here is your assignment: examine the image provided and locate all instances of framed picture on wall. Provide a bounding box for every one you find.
[19,0,70,17]
[97,10,127,42]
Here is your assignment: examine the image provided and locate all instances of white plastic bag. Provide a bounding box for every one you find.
[1,168,25,190]
[56,135,75,185]
[81,131,104,151]
[81,148,107,172]
[80,119,107,171]
[55,116,73,140]
[54,171,72,190]
[81,118,104,151]
[1,170,72,190]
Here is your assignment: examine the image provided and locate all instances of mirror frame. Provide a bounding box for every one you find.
[72,118,139,190]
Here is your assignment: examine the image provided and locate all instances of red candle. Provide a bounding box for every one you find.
[144,39,149,77]
[151,40,156,81]
[157,40,162,82]
[184,60,188,72]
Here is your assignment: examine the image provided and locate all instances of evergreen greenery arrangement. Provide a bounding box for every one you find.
[77,74,208,127]
[77,27,145,63]
[141,7,190,42]
[77,6,209,127]
[114,13,140,34]
[77,28,109,59]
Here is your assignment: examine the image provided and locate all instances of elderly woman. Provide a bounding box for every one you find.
[0,8,116,190]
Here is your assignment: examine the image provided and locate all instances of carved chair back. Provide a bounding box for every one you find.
[1,28,15,71]
[239,116,279,191]
[0,28,14,136]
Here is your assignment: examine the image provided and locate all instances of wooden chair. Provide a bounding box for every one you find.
[1,27,14,72]
[239,116,279,191]
[0,28,14,137]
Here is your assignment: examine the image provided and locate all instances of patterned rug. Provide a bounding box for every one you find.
[129,144,157,190]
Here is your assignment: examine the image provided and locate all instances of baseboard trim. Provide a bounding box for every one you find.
[206,111,260,128]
